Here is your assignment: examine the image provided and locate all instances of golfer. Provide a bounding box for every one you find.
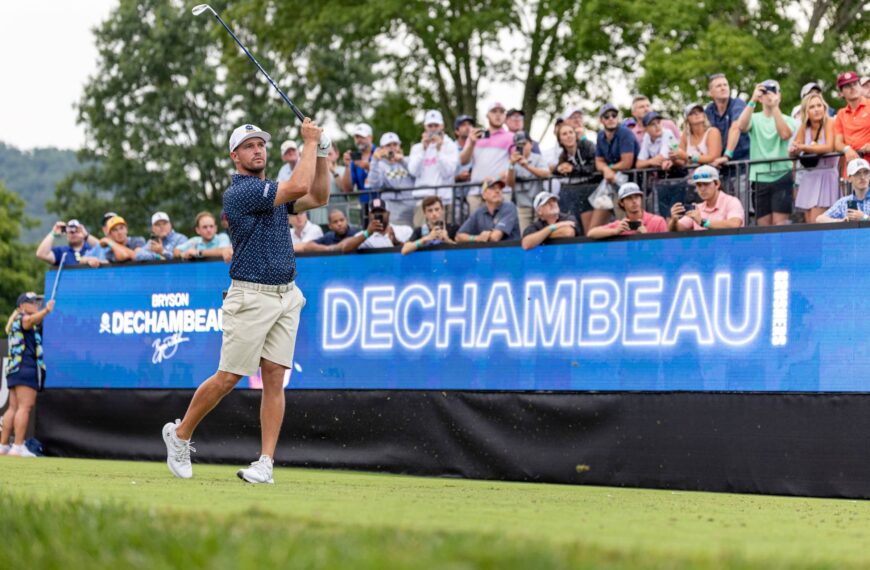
[1,292,54,457]
[163,118,330,484]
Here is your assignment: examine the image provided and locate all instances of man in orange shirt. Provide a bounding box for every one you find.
[833,71,870,165]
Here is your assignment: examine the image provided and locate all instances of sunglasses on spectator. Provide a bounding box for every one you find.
[693,172,716,181]
[602,112,618,120]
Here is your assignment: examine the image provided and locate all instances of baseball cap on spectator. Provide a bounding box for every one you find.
[846,158,870,177]
[102,212,118,225]
[369,198,388,212]
[617,183,643,201]
[424,110,444,125]
[66,219,83,231]
[16,292,38,306]
[151,211,170,225]
[280,140,297,154]
[837,71,860,89]
[379,132,400,146]
[352,123,373,138]
[487,101,506,113]
[482,176,506,192]
[506,108,525,118]
[684,103,704,118]
[761,79,780,93]
[532,191,558,210]
[105,215,127,232]
[561,107,583,120]
[229,123,271,152]
[688,165,720,184]
[454,114,474,130]
[800,82,822,99]
[598,103,618,118]
[622,118,637,128]
[642,111,662,127]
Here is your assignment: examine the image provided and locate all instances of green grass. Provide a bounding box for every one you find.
[2,457,870,569]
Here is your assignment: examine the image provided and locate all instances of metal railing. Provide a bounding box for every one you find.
[308,153,849,229]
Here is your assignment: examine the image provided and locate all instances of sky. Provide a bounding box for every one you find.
[0,0,118,151]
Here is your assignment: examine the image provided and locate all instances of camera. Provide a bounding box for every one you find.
[387,151,395,160]
[627,220,641,230]
[350,151,362,161]
[476,127,490,139]
[513,130,528,148]
[58,223,67,234]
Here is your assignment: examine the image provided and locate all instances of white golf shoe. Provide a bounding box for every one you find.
[162,420,194,479]
[237,455,274,484]
[0,444,10,455]
[10,444,37,457]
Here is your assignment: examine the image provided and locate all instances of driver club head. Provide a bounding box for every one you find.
[191,4,215,16]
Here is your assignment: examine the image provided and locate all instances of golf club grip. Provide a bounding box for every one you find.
[212,13,306,123]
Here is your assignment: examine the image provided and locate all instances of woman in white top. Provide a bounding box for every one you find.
[671,103,722,168]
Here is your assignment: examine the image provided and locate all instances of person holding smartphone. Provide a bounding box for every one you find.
[341,198,413,251]
[669,165,745,231]
[521,191,581,250]
[0,292,54,457]
[402,196,458,255]
[817,158,870,223]
[588,183,668,239]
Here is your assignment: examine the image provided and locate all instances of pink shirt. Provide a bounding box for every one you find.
[467,128,513,193]
[677,191,745,231]
[605,211,668,235]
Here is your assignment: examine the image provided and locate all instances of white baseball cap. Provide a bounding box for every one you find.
[380,132,400,146]
[561,107,583,120]
[847,158,870,177]
[280,140,298,154]
[688,165,721,184]
[617,183,644,201]
[228,123,271,152]
[352,123,373,137]
[424,110,444,125]
[151,211,170,225]
[533,191,558,210]
[487,101,506,113]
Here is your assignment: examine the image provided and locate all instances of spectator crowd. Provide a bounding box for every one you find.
[41,71,870,267]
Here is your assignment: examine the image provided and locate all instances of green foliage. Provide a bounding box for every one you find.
[0,181,47,334]
[0,143,84,243]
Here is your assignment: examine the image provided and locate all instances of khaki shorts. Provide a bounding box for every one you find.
[218,280,306,376]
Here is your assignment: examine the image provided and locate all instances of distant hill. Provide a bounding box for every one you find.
[0,142,84,244]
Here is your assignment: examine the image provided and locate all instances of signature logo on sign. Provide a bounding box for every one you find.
[152,331,191,364]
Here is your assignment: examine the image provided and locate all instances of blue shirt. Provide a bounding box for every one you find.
[51,242,99,266]
[351,145,377,204]
[135,230,188,261]
[595,126,639,166]
[101,236,147,263]
[314,226,360,246]
[458,201,521,241]
[706,98,750,160]
[822,193,870,220]
[223,173,296,285]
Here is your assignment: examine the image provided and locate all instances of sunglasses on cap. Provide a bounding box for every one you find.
[692,172,717,181]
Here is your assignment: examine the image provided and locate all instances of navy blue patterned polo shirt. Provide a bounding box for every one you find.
[223,174,296,285]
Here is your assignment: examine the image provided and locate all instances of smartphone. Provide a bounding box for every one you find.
[433,220,445,230]
[847,200,859,210]
[149,232,159,242]
[58,223,67,234]
[627,220,641,230]
[373,212,385,224]
[683,203,695,213]
[350,151,362,161]
[387,151,395,160]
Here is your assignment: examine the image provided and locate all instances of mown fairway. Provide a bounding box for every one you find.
[2,457,869,569]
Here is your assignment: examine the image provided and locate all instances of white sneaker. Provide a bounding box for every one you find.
[237,455,274,484]
[0,444,10,455]
[11,444,36,458]
[162,420,194,479]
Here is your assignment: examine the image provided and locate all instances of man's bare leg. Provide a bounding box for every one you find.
[259,358,287,458]
[176,370,243,440]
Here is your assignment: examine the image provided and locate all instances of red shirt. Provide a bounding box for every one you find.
[605,211,668,235]
[834,98,870,150]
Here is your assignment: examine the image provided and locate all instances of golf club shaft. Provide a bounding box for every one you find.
[50,251,67,301]
[207,11,306,122]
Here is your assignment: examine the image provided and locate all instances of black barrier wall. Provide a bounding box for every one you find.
[37,389,870,498]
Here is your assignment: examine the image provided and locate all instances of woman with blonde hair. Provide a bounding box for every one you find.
[789,92,838,223]
[1,292,54,457]
[672,103,723,167]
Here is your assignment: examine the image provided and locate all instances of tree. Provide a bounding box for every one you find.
[0,181,46,336]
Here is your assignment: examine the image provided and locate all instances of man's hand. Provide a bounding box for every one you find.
[670,202,686,218]
[149,239,164,255]
[387,225,400,245]
[845,148,860,163]
[45,299,56,313]
[661,159,673,171]
[647,155,665,167]
[456,170,471,182]
[637,223,648,234]
[476,230,493,242]
[182,249,198,260]
[342,150,353,166]
[686,209,703,225]
[300,117,322,145]
[603,167,617,183]
[510,150,523,165]
[670,148,687,162]
[556,162,573,175]
[554,220,576,231]
[846,208,867,222]
[750,84,766,103]
[469,128,483,142]
[222,248,233,263]
[100,237,112,247]
[859,144,870,154]
[366,219,385,235]
[391,149,405,163]
[84,257,101,268]
[52,221,65,237]
[712,156,729,167]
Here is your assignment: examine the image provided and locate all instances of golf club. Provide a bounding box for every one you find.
[191,4,306,122]
[50,251,67,301]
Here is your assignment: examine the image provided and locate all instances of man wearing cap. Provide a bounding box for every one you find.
[460,102,514,213]
[506,108,542,154]
[98,215,146,263]
[338,123,376,203]
[367,131,415,225]
[408,110,459,226]
[834,71,870,167]
[706,74,750,164]
[163,118,331,485]
[520,191,580,250]
[277,140,299,182]
[506,130,551,233]
[36,219,101,268]
[453,114,475,183]
[669,165,745,231]
[595,104,639,180]
[341,197,413,251]
[734,79,796,226]
[630,96,680,144]
[136,212,188,261]
[456,177,521,242]
[636,111,679,171]
[587,183,668,239]
[817,158,870,223]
